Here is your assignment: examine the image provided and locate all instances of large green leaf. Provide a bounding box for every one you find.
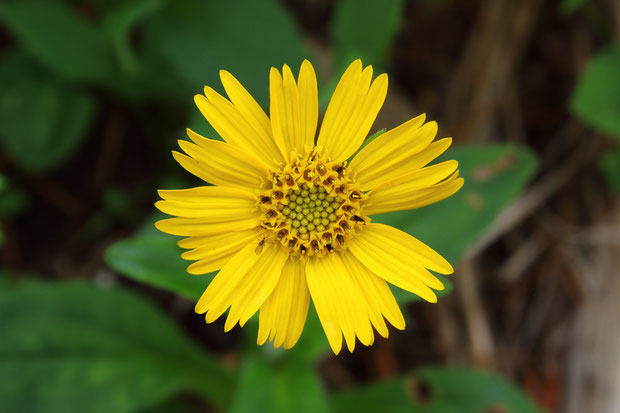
[331,0,405,69]
[102,0,165,76]
[105,234,211,301]
[240,305,331,363]
[0,53,95,171]
[331,366,544,413]
[143,0,307,107]
[571,46,620,139]
[230,354,329,413]
[0,281,235,413]
[0,0,115,83]
[106,232,333,358]
[373,144,538,303]
[372,144,537,263]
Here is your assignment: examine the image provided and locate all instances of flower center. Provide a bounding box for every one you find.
[257,149,369,257]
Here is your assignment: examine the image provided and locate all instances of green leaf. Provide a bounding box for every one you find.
[0,53,95,171]
[331,0,405,68]
[571,46,620,139]
[139,397,198,413]
[0,174,28,219]
[230,354,329,413]
[106,231,333,359]
[105,234,211,300]
[103,0,165,75]
[143,0,307,107]
[0,0,115,83]
[373,144,538,302]
[0,280,235,413]
[599,145,620,194]
[241,305,331,362]
[331,366,545,413]
[374,143,538,263]
[560,0,587,14]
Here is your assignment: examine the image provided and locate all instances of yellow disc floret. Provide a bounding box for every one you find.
[257,148,369,257]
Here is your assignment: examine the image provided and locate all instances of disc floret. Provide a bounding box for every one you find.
[258,149,369,257]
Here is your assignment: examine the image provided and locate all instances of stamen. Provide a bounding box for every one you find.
[257,150,368,257]
[255,238,265,255]
[337,235,345,247]
[312,241,320,255]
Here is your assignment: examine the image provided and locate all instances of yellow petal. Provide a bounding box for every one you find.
[347,224,454,303]
[297,60,319,152]
[173,129,268,189]
[257,258,309,348]
[157,186,255,202]
[269,61,318,161]
[195,244,258,317]
[305,253,373,354]
[178,228,256,249]
[341,251,405,334]
[155,216,260,236]
[180,228,260,275]
[155,186,257,219]
[219,69,284,166]
[350,116,451,190]
[195,86,282,167]
[224,243,289,331]
[364,170,464,215]
[317,60,388,163]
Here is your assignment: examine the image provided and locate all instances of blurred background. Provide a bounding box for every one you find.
[1,0,619,412]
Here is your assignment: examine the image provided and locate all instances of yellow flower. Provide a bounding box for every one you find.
[155,59,463,354]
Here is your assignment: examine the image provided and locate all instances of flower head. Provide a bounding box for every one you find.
[155,60,463,354]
